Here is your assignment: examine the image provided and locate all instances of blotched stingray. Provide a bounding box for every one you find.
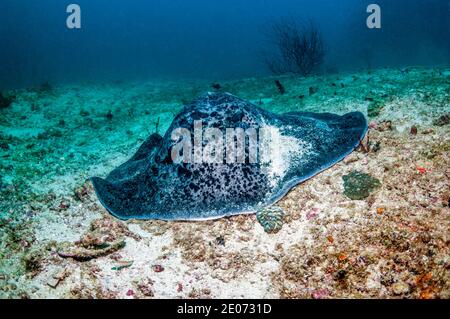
[91,92,367,220]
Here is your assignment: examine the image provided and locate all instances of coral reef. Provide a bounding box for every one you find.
[256,206,286,234]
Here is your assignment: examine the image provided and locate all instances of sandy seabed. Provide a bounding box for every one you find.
[0,67,449,299]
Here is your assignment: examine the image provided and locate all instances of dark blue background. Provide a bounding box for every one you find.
[0,0,448,89]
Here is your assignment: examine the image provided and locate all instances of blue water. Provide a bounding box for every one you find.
[0,0,448,89]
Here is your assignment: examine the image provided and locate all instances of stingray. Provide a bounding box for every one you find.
[91,92,367,221]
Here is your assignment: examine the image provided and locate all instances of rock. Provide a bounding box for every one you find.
[311,288,330,299]
[343,154,359,165]
[306,208,319,220]
[275,80,286,95]
[410,126,418,135]
[105,110,113,121]
[58,239,126,261]
[335,269,347,280]
[0,92,14,109]
[432,114,449,126]
[392,282,410,295]
[0,142,9,150]
[53,268,70,280]
[46,277,60,289]
[343,171,381,200]
[365,96,375,102]
[369,141,381,153]
[152,265,164,273]
[376,121,393,132]
[215,236,225,246]
[138,283,154,297]
[211,83,222,90]
[21,250,43,273]
[309,86,319,96]
[47,268,70,288]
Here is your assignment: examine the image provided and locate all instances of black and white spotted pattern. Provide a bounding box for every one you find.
[91,92,367,220]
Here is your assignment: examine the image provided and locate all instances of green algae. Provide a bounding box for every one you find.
[368,100,384,118]
[343,171,381,200]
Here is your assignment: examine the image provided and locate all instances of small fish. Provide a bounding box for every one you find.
[111,261,133,271]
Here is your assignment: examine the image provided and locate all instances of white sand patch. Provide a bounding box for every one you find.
[34,204,102,242]
[94,232,189,298]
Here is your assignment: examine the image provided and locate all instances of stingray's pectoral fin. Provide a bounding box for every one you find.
[130,133,163,161]
[91,176,148,220]
[105,133,162,182]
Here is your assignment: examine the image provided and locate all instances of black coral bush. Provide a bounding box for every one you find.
[264,20,325,76]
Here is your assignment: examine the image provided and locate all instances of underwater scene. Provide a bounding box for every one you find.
[0,0,449,300]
